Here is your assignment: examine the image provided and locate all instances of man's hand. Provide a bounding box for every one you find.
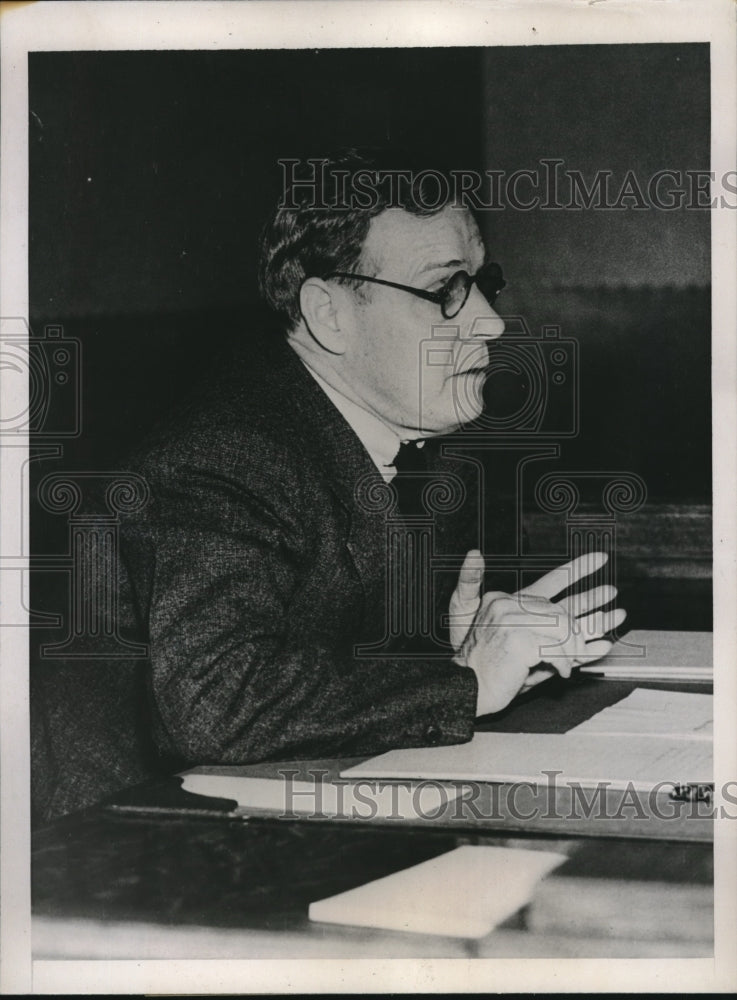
[448,549,486,653]
[449,550,626,716]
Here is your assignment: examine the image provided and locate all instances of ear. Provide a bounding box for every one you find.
[299,278,347,355]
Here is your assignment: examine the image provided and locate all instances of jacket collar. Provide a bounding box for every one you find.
[248,334,388,512]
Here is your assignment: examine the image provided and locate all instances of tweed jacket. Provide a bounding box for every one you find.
[120,334,484,767]
[32,332,500,821]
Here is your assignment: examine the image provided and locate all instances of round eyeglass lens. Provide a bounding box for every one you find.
[475,263,505,306]
[442,271,472,319]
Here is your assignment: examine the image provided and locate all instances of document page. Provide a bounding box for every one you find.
[568,689,713,740]
[579,629,712,680]
[342,731,713,792]
[179,770,463,819]
[309,844,566,938]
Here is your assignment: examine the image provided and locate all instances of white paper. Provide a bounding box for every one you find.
[568,689,713,741]
[179,770,462,820]
[342,731,713,792]
[309,844,566,938]
[580,629,712,680]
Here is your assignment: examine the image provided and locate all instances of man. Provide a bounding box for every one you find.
[123,147,623,757]
[32,149,624,818]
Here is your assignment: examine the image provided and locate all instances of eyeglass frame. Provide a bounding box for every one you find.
[322,261,506,320]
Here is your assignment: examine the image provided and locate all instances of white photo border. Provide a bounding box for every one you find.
[1,0,735,994]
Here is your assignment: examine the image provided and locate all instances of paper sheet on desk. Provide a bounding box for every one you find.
[179,769,463,819]
[568,689,713,740]
[341,731,712,792]
[579,629,712,680]
[309,845,566,938]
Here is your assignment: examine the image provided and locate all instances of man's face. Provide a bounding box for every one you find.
[340,206,505,436]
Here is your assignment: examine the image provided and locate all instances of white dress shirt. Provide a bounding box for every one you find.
[303,364,424,482]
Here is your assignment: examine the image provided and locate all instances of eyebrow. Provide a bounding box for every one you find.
[417,251,487,276]
[417,258,469,275]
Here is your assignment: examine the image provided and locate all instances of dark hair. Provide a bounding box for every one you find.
[258,147,458,331]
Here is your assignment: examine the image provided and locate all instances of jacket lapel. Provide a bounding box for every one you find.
[271,342,392,602]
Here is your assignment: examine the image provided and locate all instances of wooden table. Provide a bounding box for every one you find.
[33,813,712,959]
[32,666,714,960]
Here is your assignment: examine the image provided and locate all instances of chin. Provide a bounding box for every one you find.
[423,409,479,437]
[420,384,484,436]
[448,392,485,430]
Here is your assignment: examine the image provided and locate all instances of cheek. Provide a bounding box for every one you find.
[361,327,408,390]
[362,310,423,386]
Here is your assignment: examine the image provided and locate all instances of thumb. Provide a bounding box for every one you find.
[448,550,485,653]
[452,549,485,608]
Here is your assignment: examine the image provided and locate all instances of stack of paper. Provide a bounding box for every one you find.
[580,630,712,681]
[308,844,566,938]
[179,770,463,820]
[341,729,712,793]
[568,689,712,741]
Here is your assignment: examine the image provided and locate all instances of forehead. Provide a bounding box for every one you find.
[362,207,484,277]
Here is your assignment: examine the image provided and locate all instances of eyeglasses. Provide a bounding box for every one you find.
[324,261,506,319]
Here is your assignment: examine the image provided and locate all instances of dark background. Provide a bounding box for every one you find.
[28,45,712,627]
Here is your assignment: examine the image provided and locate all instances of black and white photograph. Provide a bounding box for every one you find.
[1,0,735,994]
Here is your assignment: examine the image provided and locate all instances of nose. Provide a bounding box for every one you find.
[459,285,506,341]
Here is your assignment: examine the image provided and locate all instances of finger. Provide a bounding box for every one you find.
[448,550,486,653]
[521,551,608,601]
[537,622,587,678]
[520,666,557,692]
[533,643,575,677]
[450,549,485,608]
[576,607,627,640]
[559,584,617,618]
[575,638,615,664]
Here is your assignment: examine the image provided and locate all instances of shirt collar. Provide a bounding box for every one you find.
[302,363,419,482]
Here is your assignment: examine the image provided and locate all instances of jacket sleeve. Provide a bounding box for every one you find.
[125,462,479,766]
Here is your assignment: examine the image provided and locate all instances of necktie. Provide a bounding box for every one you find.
[392,440,430,517]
